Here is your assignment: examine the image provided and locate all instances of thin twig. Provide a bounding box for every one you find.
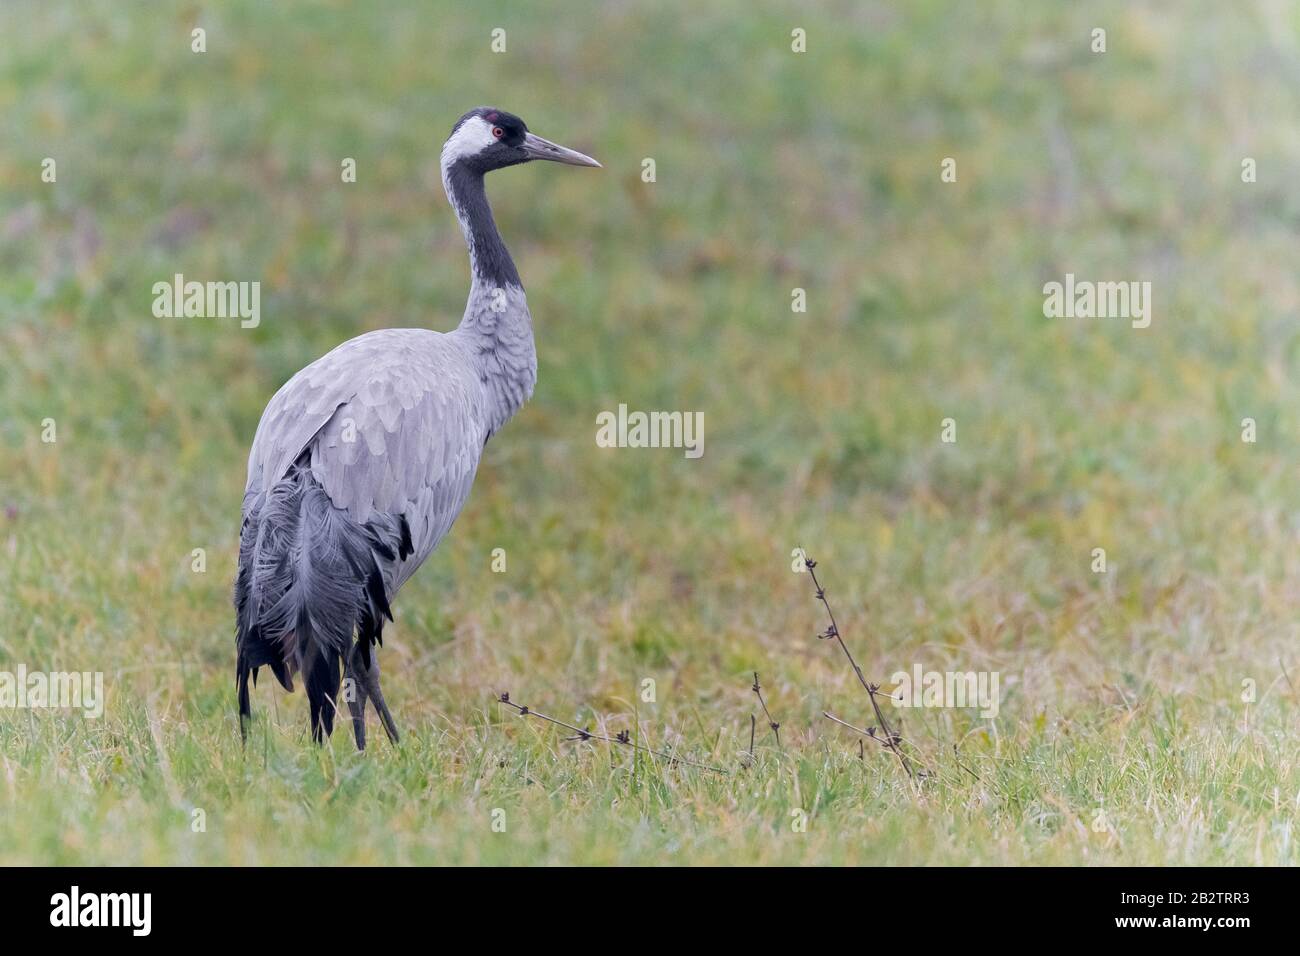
[495,692,727,774]
[953,744,982,782]
[802,554,915,779]
[751,672,783,750]
[1280,657,1297,700]
[824,712,938,776]
[822,711,891,746]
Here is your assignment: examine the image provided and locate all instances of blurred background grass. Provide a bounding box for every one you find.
[1,0,1299,864]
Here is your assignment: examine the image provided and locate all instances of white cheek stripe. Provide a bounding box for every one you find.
[440,115,497,170]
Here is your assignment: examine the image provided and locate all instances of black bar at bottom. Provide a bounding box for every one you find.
[0,865,1279,940]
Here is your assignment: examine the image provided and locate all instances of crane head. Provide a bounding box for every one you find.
[441,107,601,174]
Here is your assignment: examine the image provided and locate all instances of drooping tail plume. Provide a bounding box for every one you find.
[234,458,411,742]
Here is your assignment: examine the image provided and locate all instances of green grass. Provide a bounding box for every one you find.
[2,0,1299,865]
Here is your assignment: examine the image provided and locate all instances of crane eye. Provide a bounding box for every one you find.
[492,126,504,139]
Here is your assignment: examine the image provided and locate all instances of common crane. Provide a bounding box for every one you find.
[234,107,600,748]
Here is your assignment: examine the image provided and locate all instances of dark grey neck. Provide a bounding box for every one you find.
[444,161,521,290]
[442,158,538,433]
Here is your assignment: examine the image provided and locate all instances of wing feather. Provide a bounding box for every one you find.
[244,328,486,589]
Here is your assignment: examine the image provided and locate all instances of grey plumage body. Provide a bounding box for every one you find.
[245,311,532,595]
[234,107,598,746]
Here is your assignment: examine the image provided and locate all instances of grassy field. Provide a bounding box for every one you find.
[2,0,1299,865]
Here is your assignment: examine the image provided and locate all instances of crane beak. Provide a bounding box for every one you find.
[523,132,602,168]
